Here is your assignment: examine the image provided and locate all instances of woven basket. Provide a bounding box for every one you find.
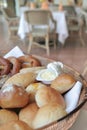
[0,54,86,130]
[33,55,87,130]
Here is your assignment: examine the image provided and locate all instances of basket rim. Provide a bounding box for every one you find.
[32,55,87,130]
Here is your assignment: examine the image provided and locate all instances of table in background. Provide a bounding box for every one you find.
[18,10,69,45]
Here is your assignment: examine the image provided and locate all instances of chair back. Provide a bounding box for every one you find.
[1,8,19,38]
[1,8,16,20]
[24,9,56,56]
[24,9,50,26]
[63,5,76,16]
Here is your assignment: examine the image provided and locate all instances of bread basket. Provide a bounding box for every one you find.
[0,54,87,130]
[33,55,87,130]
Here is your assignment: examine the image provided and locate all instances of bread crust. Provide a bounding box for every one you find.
[32,103,67,129]
[2,72,36,89]
[0,84,29,108]
[0,120,33,130]
[19,103,38,128]
[51,73,76,93]
[35,86,66,108]
[0,109,18,125]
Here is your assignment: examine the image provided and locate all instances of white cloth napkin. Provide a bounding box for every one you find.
[64,81,83,113]
[4,46,24,58]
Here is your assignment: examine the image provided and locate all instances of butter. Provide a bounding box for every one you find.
[36,69,58,84]
[40,70,56,81]
[36,61,63,84]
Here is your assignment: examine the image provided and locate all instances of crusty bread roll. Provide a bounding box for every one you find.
[0,120,33,130]
[35,86,66,108]
[51,73,76,93]
[2,72,36,89]
[26,82,46,102]
[19,103,38,128]
[20,66,45,74]
[32,103,67,129]
[0,84,29,108]
[0,109,18,125]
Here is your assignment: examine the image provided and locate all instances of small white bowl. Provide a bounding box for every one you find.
[36,69,58,84]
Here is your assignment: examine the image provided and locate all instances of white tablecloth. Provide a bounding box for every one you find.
[19,6,30,16]
[18,10,69,45]
[52,11,69,44]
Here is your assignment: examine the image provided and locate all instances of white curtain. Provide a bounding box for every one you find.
[15,0,20,16]
[82,0,87,8]
[0,0,7,8]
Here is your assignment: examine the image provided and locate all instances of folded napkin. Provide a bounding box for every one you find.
[4,46,24,58]
[64,81,83,113]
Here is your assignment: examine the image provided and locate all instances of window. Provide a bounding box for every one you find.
[0,0,7,8]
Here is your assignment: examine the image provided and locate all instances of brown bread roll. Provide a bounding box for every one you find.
[0,84,29,108]
[0,120,33,130]
[51,73,76,94]
[32,103,67,129]
[0,109,18,126]
[2,72,36,89]
[26,82,46,102]
[19,103,39,128]
[35,86,66,108]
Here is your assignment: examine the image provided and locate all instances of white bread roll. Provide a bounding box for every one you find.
[26,82,46,102]
[19,103,38,128]
[20,66,45,73]
[0,109,18,125]
[35,86,66,108]
[0,120,33,130]
[0,84,29,108]
[32,103,67,129]
[51,73,76,93]
[2,72,36,89]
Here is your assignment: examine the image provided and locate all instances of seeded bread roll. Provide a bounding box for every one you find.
[0,84,29,108]
[32,103,67,129]
[19,103,39,128]
[0,120,33,130]
[35,86,66,108]
[0,109,18,126]
[51,73,76,94]
[2,72,36,89]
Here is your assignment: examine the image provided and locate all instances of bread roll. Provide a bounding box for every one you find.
[26,82,46,102]
[0,109,18,126]
[2,72,36,89]
[0,84,29,108]
[0,120,33,130]
[19,103,38,128]
[32,103,67,129]
[20,66,45,73]
[51,73,76,93]
[35,86,66,108]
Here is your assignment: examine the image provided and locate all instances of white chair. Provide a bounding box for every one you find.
[1,8,19,38]
[24,9,57,56]
[67,14,85,46]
